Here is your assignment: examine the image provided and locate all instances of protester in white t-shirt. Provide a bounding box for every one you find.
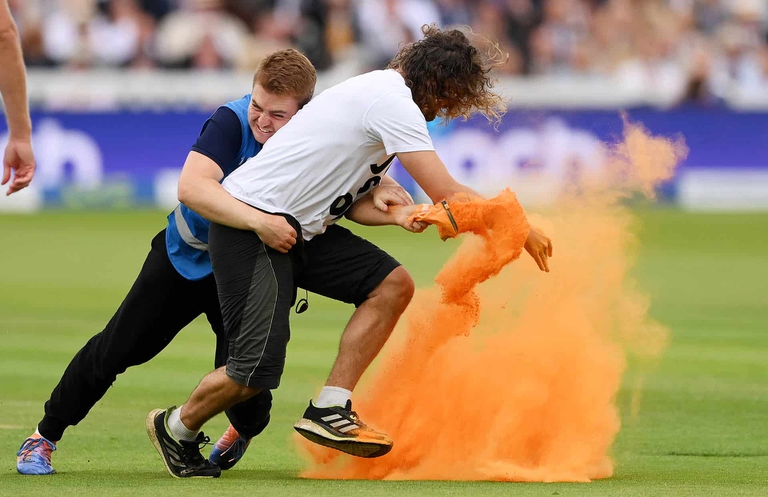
[223,68,436,239]
[146,25,554,478]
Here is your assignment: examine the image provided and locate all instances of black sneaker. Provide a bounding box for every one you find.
[145,407,221,478]
[293,400,393,458]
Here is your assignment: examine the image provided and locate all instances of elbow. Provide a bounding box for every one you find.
[0,22,19,44]
[343,205,359,221]
[177,178,195,207]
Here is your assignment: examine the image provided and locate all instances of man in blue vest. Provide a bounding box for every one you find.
[16,48,414,476]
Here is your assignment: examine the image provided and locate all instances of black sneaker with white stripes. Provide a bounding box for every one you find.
[293,400,393,458]
[145,407,221,478]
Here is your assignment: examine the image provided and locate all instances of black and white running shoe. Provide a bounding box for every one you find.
[146,407,221,478]
[293,400,393,458]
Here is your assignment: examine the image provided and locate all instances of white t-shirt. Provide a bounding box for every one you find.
[222,69,435,240]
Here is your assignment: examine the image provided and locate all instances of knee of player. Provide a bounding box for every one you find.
[94,356,127,380]
[230,383,262,403]
[378,266,415,307]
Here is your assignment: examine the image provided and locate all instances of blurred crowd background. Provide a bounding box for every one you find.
[8,0,768,106]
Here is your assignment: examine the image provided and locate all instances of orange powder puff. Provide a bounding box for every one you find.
[298,119,687,482]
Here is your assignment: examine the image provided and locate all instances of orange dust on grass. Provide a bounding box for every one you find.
[298,118,687,482]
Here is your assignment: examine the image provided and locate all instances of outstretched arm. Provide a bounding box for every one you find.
[178,152,298,253]
[0,0,35,195]
[397,150,553,271]
[396,150,481,203]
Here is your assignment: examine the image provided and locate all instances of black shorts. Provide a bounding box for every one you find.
[208,220,400,390]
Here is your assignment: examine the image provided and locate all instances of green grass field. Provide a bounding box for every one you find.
[0,209,766,497]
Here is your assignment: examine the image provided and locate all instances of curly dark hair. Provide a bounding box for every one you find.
[387,24,507,125]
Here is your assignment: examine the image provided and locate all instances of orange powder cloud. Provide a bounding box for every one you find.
[297,119,688,482]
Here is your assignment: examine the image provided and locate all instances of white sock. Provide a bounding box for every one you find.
[167,405,199,442]
[315,386,352,408]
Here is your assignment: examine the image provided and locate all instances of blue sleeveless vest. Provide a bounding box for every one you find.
[165,95,262,280]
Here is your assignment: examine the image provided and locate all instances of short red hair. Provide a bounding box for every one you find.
[253,49,317,108]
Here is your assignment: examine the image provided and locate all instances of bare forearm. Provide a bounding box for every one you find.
[178,178,263,231]
[423,180,483,204]
[345,195,400,226]
[443,184,482,202]
[397,151,483,204]
[0,23,31,139]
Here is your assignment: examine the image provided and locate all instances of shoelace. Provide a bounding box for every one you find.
[179,434,212,464]
[198,435,212,449]
[346,409,369,428]
[18,439,53,463]
[182,434,212,450]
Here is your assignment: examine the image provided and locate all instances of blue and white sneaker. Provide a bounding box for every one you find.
[17,435,56,475]
[209,424,251,470]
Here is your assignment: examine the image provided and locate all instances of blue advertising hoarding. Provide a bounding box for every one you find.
[1,107,767,211]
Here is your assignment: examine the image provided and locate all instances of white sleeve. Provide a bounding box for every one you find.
[364,92,435,155]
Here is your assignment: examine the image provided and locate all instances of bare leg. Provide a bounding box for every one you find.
[180,367,259,431]
[325,267,414,390]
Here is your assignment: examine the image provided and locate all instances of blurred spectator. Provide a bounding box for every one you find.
[709,22,763,99]
[435,0,472,26]
[286,0,333,71]
[693,0,729,34]
[677,47,722,106]
[504,0,543,74]
[324,0,357,64]
[614,2,688,101]
[474,1,508,50]
[40,0,98,67]
[237,8,294,71]
[97,0,155,68]
[355,0,442,68]
[154,0,249,69]
[137,0,173,20]
[9,0,53,66]
[530,0,590,74]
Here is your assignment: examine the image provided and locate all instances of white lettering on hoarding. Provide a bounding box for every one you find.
[433,118,605,207]
[0,118,103,191]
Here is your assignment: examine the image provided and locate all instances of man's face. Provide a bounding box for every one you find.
[248,84,301,144]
